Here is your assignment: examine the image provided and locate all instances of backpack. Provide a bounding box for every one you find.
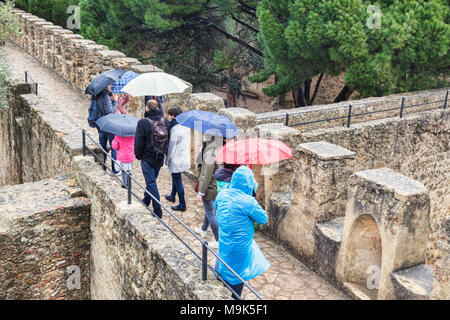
[87,96,103,128]
[146,118,169,156]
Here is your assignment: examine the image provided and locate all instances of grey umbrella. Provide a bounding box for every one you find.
[85,69,128,96]
[95,114,140,137]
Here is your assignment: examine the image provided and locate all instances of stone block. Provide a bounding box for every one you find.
[391,264,434,300]
[336,167,431,300]
[130,64,163,73]
[218,108,257,132]
[314,217,345,282]
[187,93,224,113]
[0,178,90,300]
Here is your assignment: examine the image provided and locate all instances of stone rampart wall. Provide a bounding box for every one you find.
[301,109,450,217]
[0,177,90,300]
[253,109,449,299]
[257,89,448,131]
[0,77,85,187]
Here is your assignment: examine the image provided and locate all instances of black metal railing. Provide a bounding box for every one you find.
[25,71,38,95]
[81,130,263,300]
[260,89,449,128]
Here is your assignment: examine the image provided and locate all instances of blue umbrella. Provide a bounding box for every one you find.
[95,114,140,137]
[85,69,128,96]
[111,71,140,94]
[176,110,240,138]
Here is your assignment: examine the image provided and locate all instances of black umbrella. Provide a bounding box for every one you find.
[85,69,128,96]
[95,114,140,137]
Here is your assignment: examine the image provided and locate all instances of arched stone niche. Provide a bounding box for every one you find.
[342,214,382,299]
[337,168,431,300]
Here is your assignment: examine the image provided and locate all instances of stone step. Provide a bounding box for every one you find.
[391,264,434,300]
[313,217,345,281]
[343,281,378,300]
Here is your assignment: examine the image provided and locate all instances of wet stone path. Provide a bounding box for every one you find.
[4,42,345,300]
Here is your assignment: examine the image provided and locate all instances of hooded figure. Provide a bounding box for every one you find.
[215,166,270,291]
[214,164,241,193]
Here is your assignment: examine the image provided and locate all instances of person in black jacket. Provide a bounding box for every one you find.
[144,95,165,116]
[134,99,170,218]
[97,85,120,174]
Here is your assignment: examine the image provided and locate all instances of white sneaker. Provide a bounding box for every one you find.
[209,241,218,249]
[195,226,207,239]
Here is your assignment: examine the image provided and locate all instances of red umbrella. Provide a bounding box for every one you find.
[215,138,293,166]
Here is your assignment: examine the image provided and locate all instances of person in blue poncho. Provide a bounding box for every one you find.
[215,165,270,299]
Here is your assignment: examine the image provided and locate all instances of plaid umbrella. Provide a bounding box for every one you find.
[111,71,140,94]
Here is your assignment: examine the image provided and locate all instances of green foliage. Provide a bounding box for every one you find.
[254,0,450,98]
[78,0,248,91]
[16,0,79,28]
[1,0,21,109]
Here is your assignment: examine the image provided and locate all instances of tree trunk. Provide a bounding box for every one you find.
[295,85,307,108]
[226,86,237,108]
[304,79,312,106]
[334,85,354,103]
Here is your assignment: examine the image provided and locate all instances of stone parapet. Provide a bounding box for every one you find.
[0,177,90,300]
[256,88,449,131]
[337,168,431,300]
[187,93,225,113]
[218,108,257,133]
[9,10,193,110]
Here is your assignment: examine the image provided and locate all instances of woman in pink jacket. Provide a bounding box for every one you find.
[112,135,135,188]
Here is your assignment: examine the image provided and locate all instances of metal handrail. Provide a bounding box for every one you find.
[258,89,449,127]
[81,130,264,300]
[25,71,38,95]
[287,90,449,128]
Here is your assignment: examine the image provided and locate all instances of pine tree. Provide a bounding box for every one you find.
[253,0,449,104]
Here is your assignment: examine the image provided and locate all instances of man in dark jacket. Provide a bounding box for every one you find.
[97,84,119,174]
[135,99,170,218]
[145,95,165,116]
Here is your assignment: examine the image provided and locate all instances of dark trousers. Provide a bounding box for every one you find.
[227,281,244,300]
[141,161,162,218]
[98,129,118,173]
[170,172,186,207]
[215,260,244,300]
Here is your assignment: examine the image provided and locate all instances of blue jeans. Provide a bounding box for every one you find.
[98,129,118,174]
[170,172,186,207]
[141,161,162,218]
[201,199,219,241]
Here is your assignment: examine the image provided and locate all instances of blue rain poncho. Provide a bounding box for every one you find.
[215,166,270,285]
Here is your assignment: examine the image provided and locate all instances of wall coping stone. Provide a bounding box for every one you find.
[353,167,428,200]
[130,64,163,73]
[299,141,355,161]
[96,50,127,59]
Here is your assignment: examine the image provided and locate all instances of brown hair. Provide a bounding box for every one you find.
[146,99,159,111]
[168,106,182,118]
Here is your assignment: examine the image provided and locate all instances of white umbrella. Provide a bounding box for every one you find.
[121,72,189,97]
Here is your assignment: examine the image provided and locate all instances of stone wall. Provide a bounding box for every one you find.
[9,8,195,120]
[239,108,449,299]
[256,88,449,131]
[301,109,450,218]
[0,77,87,187]
[0,80,30,186]
[71,155,229,300]
[0,176,90,300]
